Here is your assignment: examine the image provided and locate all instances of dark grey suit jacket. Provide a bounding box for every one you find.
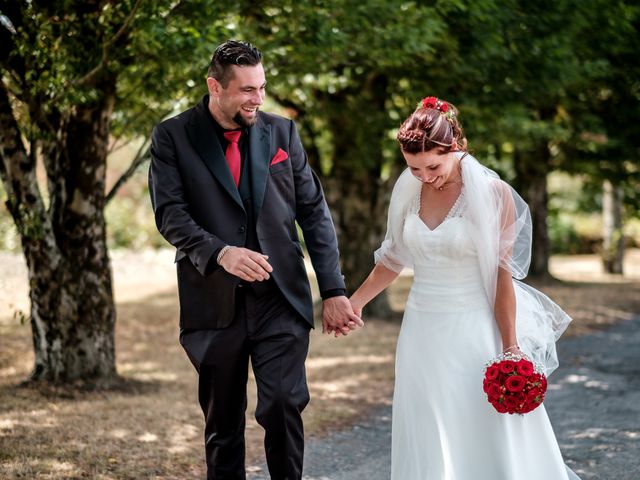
[148,96,345,329]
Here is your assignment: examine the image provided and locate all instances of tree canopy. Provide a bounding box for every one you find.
[0,0,637,383]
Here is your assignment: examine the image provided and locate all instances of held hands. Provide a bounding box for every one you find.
[219,247,363,337]
[218,246,273,282]
[322,296,364,337]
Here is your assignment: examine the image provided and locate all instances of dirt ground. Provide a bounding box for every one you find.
[1,249,639,479]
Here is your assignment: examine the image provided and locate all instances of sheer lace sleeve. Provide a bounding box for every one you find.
[373,169,422,272]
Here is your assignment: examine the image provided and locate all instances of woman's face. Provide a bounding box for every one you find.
[403,148,459,189]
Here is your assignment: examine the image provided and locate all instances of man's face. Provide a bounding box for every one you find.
[208,64,266,129]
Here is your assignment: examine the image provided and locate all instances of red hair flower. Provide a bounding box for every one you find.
[422,96,438,109]
[420,96,452,119]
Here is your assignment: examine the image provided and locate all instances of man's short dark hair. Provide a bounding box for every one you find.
[208,40,263,87]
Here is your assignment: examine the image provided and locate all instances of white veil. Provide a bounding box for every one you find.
[375,153,572,376]
[374,168,422,273]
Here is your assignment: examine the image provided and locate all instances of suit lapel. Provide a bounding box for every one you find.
[248,120,271,219]
[185,99,243,209]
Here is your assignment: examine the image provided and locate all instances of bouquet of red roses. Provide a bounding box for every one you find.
[483,351,547,415]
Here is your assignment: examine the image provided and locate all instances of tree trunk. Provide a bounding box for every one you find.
[322,76,397,318]
[325,171,394,317]
[28,254,116,382]
[0,82,117,383]
[602,179,624,274]
[513,144,551,277]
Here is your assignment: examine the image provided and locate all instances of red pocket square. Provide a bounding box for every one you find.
[270,148,289,166]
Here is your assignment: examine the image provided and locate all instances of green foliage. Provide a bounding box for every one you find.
[0,213,19,251]
[110,1,236,139]
[235,0,449,175]
[548,173,599,254]
[105,191,166,250]
[3,0,638,259]
[548,212,585,254]
[560,0,640,209]
[0,182,18,250]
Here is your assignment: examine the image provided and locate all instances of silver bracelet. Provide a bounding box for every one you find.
[216,245,232,265]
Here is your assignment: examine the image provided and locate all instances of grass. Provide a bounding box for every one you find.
[1,249,639,478]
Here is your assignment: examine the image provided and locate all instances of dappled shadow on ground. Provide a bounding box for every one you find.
[0,287,400,479]
[542,313,640,479]
[6,374,164,399]
[0,288,207,479]
[1,251,639,478]
[528,277,640,335]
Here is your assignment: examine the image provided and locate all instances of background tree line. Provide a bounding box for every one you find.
[0,0,638,384]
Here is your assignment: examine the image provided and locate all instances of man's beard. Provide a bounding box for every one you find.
[233,110,258,128]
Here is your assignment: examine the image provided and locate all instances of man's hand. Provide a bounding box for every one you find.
[219,247,273,282]
[322,296,364,337]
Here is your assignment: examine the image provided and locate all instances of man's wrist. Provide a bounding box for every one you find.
[321,288,346,300]
[216,245,232,265]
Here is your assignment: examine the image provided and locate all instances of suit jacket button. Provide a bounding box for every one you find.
[238,226,246,233]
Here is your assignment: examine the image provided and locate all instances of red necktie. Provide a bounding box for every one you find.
[223,130,242,186]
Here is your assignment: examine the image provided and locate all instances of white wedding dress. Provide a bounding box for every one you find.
[390,191,580,480]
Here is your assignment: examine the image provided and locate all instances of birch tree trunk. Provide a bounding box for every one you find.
[602,179,624,274]
[0,83,117,383]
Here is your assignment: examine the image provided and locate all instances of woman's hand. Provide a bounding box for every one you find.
[349,297,363,321]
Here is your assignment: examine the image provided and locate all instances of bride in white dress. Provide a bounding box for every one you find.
[348,97,581,479]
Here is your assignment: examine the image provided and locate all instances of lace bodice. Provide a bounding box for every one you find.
[409,189,467,225]
[402,191,488,313]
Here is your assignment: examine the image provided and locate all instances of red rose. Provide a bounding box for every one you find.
[520,401,537,414]
[439,102,449,113]
[485,365,500,380]
[505,375,526,393]
[503,396,519,411]
[487,383,502,401]
[499,361,516,374]
[540,375,548,390]
[526,389,543,404]
[422,96,437,109]
[527,388,540,397]
[516,359,534,377]
[494,402,509,414]
[530,373,547,390]
[483,378,492,393]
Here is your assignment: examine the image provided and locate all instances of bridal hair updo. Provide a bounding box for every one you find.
[397,96,467,154]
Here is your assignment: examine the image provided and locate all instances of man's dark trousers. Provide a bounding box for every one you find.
[180,284,310,480]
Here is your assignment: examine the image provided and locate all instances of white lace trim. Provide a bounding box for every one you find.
[446,191,466,219]
[412,186,467,220]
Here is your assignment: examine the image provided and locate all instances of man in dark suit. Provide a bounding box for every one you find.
[148,40,362,480]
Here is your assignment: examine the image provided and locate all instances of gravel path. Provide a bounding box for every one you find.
[248,315,640,480]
